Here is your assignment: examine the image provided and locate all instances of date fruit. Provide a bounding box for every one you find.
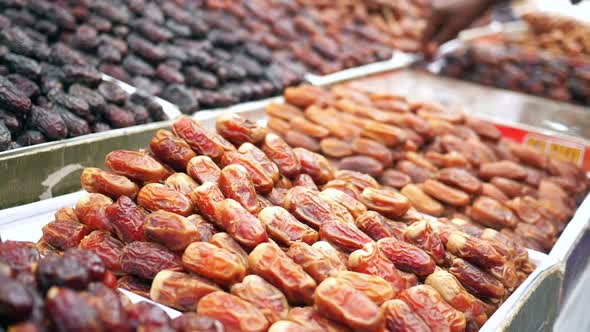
[258,206,319,246]
[198,291,269,332]
[120,241,182,279]
[182,242,246,286]
[262,133,301,177]
[137,183,194,216]
[105,150,170,183]
[219,164,261,214]
[377,238,435,277]
[151,270,220,311]
[105,196,146,243]
[216,113,267,146]
[81,168,139,200]
[144,210,199,251]
[213,199,269,249]
[230,275,289,323]
[360,187,411,218]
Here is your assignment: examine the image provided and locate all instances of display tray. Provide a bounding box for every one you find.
[0,188,562,332]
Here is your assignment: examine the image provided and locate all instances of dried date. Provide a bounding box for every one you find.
[144,210,199,251]
[377,238,435,277]
[105,150,170,183]
[151,270,220,311]
[149,130,196,170]
[230,275,289,323]
[197,291,269,332]
[258,206,319,246]
[137,183,194,216]
[182,241,246,286]
[120,241,182,279]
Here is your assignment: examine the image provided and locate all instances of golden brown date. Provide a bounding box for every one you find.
[284,85,332,108]
[509,143,548,170]
[231,275,289,324]
[339,155,384,178]
[335,271,394,305]
[219,164,261,214]
[377,238,435,277]
[262,133,301,177]
[470,196,518,229]
[360,187,411,218]
[348,242,407,297]
[172,116,235,160]
[319,220,374,254]
[216,113,267,146]
[187,215,216,242]
[81,168,139,200]
[143,210,198,251]
[400,184,444,217]
[164,173,198,197]
[351,138,393,166]
[268,117,291,135]
[42,220,89,250]
[322,180,362,201]
[405,220,446,265]
[292,174,319,191]
[209,232,249,269]
[293,148,334,185]
[284,186,335,229]
[287,307,351,332]
[361,121,406,147]
[446,231,505,268]
[105,150,170,183]
[318,194,354,224]
[464,117,501,141]
[382,299,430,332]
[354,211,403,241]
[137,183,194,216]
[186,156,221,184]
[197,291,270,332]
[290,116,330,139]
[190,181,224,222]
[120,241,182,279]
[75,193,113,232]
[399,285,466,332]
[284,130,320,152]
[320,188,367,220]
[334,170,379,191]
[490,177,530,198]
[380,170,411,189]
[249,242,317,305]
[149,129,196,170]
[239,143,280,183]
[396,160,434,184]
[479,160,527,181]
[421,179,470,207]
[437,168,483,194]
[515,222,555,252]
[487,261,519,291]
[182,241,246,286]
[448,257,505,299]
[213,199,269,250]
[481,183,509,203]
[151,270,220,311]
[54,207,79,223]
[221,151,275,194]
[266,102,304,120]
[320,138,353,158]
[258,207,319,246]
[425,270,488,330]
[286,242,346,283]
[313,277,382,331]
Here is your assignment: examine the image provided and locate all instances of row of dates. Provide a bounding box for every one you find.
[265,84,588,253]
[29,108,540,331]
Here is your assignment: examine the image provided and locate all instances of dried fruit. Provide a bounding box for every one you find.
[216,113,267,146]
[42,220,89,251]
[137,183,194,216]
[354,211,404,241]
[239,143,280,183]
[286,242,345,283]
[0,241,40,273]
[221,151,275,194]
[319,220,373,253]
[446,231,505,268]
[380,170,411,189]
[284,186,335,229]
[197,291,270,332]
[144,210,199,251]
[320,138,353,158]
[220,164,261,214]
[437,168,483,194]
[151,270,220,311]
[262,133,301,177]
[105,150,170,183]
[182,242,246,286]
[470,196,518,229]
[213,199,269,249]
[45,287,101,332]
[335,271,394,305]
[377,238,435,277]
[399,285,466,332]
[360,187,411,218]
[79,231,124,274]
[36,255,89,291]
[120,241,182,279]
[382,299,431,332]
[164,173,198,197]
[334,170,379,191]
[75,193,113,232]
[339,155,384,178]
[348,242,407,295]
[191,182,225,222]
[230,275,289,323]
[421,179,470,207]
[150,130,196,171]
[81,168,139,200]
[287,307,351,332]
[319,188,367,219]
[172,117,234,160]
[258,206,319,246]
[171,312,224,332]
[479,160,527,180]
[405,220,446,265]
[401,184,444,217]
[448,257,505,299]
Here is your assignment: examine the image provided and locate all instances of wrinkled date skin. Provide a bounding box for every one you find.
[186,156,222,184]
[348,242,407,297]
[479,161,527,181]
[400,184,444,217]
[446,231,505,268]
[322,179,362,201]
[320,188,367,220]
[248,243,317,305]
[209,232,250,270]
[318,194,355,224]
[334,170,379,191]
[230,275,289,323]
[144,210,199,251]
[191,181,225,222]
[313,277,382,331]
[287,307,352,332]
[0,241,40,272]
[404,220,446,265]
[75,193,113,232]
[105,150,170,183]
[105,196,146,243]
[42,220,89,251]
[137,183,194,216]
[293,148,334,185]
[221,151,275,194]
[150,129,196,170]
[239,143,281,184]
[437,168,483,194]
[216,113,267,146]
[470,196,519,229]
[120,241,182,279]
[81,168,139,200]
[197,291,270,332]
[262,133,302,177]
[117,275,152,299]
[339,155,384,178]
[214,199,269,250]
[360,187,411,218]
[382,299,431,332]
[421,179,470,207]
[165,173,199,197]
[286,242,346,283]
[319,220,374,253]
[399,285,466,332]
[377,238,436,277]
[182,241,246,287]
[172,116,235,160]
[284,186,336,229]
[335,271,394,305]
[171,312,225,332]
[79,231,124,275]
[220,164,261,214]
[448,257,505,299]
[258,206,319,246]
[151,270,220,311]
[381,170,412,189]
[293,174,319,191]
[46,287,102,332]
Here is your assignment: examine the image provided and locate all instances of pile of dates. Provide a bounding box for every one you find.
[37,111,537,331]
[0,0,303,113]
[205,0,430,74]
[0,240,224,331]
[267,84,589,253]
[0,15,167,152]
[440,42,590,107]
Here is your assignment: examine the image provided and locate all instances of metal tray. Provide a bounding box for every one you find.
[0,187,562,332]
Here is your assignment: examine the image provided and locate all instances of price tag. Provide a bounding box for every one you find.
[548,142,582,164]
[524,136,547,153]
[524,134,584,166]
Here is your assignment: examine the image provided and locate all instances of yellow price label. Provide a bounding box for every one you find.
[548,143,581,164]
[524,137,547,152]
